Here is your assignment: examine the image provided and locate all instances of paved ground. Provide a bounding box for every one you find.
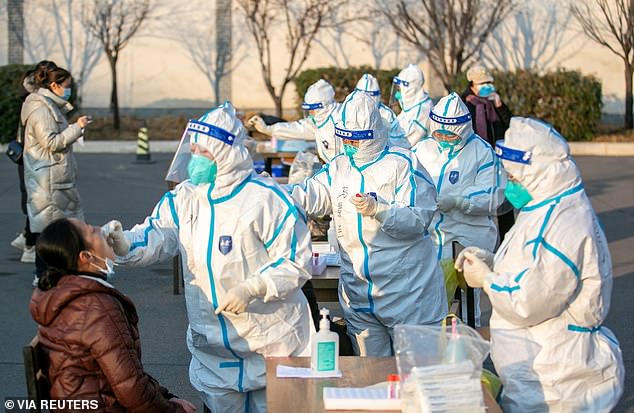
[0,154,632,412]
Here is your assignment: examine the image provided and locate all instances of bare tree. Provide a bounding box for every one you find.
[23,1,56,62]
[572,0,634,129]
[377,0,515,90]
[482,1,578,72]
[346,9,401,70]
[237,0,347,117]
[82,0,150,130]
[48,0,102,107]
[167,0,247,105]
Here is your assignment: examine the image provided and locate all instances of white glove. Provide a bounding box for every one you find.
[101,220,130,257]
[350,194,377,216]
[215,276,267,315]
[437,195,468,212]
[461,251,492,289]
[247,115,272,135]
[454,246,494,271]
[349,194,390,221]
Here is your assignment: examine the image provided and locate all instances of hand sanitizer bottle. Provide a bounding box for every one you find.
[311,308,339,374]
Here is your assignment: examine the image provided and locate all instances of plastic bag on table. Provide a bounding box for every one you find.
[288,150,321,184]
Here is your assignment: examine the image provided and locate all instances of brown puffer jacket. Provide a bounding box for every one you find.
[29,275,185,413]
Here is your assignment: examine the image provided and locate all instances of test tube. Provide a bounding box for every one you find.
[387,374,400,399]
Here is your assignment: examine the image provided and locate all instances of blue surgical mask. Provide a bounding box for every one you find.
[394,90,402,101]
[188,154,218,186]
[435,129,461,150]
[504,180,533,209]
[438,140,460,150]
[88,253,117,280]
[343,143,358,159]
[478,84,496,97]
[62,88,72,101]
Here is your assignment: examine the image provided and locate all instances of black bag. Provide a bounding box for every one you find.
[6,121,24,164]
[6,139,23,164]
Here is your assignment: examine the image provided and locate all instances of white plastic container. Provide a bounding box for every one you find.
[311,308,340,375]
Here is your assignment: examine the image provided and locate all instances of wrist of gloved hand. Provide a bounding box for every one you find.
[373,201,390,222]
[101,220,131,256]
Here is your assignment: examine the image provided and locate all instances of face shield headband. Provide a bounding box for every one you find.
[429,111,472,125]
[495,140,532,164]
[334,126,374,140]
[301,102,325,110]
[187,120,236,146]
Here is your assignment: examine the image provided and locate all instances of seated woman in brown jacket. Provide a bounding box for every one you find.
[29,218,197,413]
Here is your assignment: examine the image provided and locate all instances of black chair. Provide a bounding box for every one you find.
[23,335,50,413]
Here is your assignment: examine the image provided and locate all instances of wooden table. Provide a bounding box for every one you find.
[266,356,502,413]
[266,356,397,413]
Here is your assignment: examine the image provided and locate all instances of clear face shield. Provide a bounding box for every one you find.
[334,126,373,159]
[389,77,409,109]
[164,119,236,184]
[493,139,536,211]
[302,101,325,126]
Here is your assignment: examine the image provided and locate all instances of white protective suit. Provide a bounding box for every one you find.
[116,102,314,413]
[487,118,624,412]
[290,93,447,356]
[413,93,503,262]
[347,73,408,148]
[393,64,433,147]
[264,79,340,162]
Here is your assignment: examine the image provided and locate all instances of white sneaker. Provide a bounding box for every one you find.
[21,246,36,263]
[11,233,26,250]
[32,275,40,288]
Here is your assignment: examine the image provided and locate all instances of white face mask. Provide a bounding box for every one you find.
[87,253,117,280]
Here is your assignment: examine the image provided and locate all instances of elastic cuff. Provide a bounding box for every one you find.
[245,275,267,297]
[373,202,390,222]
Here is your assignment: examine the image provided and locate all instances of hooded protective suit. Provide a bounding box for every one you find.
[393,64,433,147]
[486,118,624,412]
[261,79,340,162]
[348,73,408,148]
[116,102,314,413]
[290,93,447,356]
[413,93,503,262]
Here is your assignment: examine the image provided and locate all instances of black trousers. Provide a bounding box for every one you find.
[17,163,37,246]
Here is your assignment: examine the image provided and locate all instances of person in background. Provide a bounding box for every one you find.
[21,66,92,286]
[10,60,58,264]
[456,118,624,413]
[30,218,197,413]
[461,64,515,241]
[290,92,446,357]
[413,93,504,326]
[344,73,408,148]
[248,79,340,163]
[390,64,433,148]
[103,102,314,413]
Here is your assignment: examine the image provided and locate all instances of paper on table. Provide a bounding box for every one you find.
[323,387,401,411]
[276,365,342,378]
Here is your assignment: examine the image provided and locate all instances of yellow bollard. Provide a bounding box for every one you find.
[136,126,151,162]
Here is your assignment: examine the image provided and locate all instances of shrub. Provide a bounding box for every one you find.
[462,69,602,141]
[293,66,399,113]
[0,64,32,144]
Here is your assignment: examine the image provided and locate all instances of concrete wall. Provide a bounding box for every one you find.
[0,0,628,115]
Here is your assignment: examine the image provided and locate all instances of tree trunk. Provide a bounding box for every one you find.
[108,57,120,130]
[274,95,283,118]
[625,61,633,130]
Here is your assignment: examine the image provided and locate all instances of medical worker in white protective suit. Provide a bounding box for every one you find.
[290,92,447,356]
[455,117,624,413]
[248,79,339,162]
[413,93,504,325]
[390,64,433,147]
[347,73,408,148]
[103,102,314,413]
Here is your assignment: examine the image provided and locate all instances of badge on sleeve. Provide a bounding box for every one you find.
[219,236,233,255]
[449,170,460,184]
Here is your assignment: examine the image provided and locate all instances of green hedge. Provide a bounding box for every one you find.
[296,66,602,141]
[455,69,602,141]
[293,66,399,113]
[0,64,79,144]
[0,64,32,144]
